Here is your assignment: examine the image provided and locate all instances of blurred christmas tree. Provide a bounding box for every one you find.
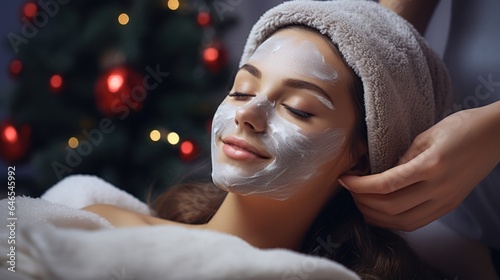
[1,0,235,199]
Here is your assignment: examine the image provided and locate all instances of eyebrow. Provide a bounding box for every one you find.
[282,78,334,107]
[240,64,261,79]
[239,63,335,108]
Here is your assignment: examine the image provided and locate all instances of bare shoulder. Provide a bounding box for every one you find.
[82,204,185,228]
[82,204,153,227]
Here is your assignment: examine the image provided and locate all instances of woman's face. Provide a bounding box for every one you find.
[211,28,359,200]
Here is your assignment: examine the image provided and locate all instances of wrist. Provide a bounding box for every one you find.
[483,101,500,162]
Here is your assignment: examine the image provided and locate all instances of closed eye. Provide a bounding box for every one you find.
[228,92,255,100]
[229,92,313,119]
[283,105,314,119]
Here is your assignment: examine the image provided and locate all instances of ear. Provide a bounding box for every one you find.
[345,153,370,176]
[344,140,370,176]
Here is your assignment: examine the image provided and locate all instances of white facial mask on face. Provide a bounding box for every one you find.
[211,94,345,200]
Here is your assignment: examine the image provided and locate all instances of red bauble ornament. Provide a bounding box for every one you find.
[0,121,31,163]
[49,74,64,94]
[9,59,23,78]
[202,42,227,73]
[22,2,37,19]
[94,66,145,117]
[197,11,211,27]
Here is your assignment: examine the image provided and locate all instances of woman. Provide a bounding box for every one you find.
[84,1,450,279]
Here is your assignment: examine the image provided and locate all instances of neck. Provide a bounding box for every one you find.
[203,185,338,250]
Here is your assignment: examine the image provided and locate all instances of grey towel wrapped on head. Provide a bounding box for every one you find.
[240,0,451,173]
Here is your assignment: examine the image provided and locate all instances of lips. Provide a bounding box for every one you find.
[221,136,270,160]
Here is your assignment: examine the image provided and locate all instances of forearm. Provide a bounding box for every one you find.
[379,0,440,35]
[481,101,500,163]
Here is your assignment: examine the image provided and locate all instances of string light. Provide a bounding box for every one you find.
[68,137,79,148]
[203,47,219,63]
[50,74,63,92]
[180,140,194,155]
[167,0,180,11]
[107,73,124,93]
[0,122,31,162]
[167,132,179,145]
[118,13,129,25]
[150,130,161,142]
[2,125,18,144]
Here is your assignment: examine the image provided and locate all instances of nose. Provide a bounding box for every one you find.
[234,102,268,133]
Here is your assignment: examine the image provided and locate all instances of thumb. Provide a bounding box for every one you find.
[339,158,424,194]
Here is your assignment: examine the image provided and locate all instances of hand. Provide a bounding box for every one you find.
[339,101,500,231]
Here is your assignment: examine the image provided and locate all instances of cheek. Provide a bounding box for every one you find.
[289,115,341,135]
[309,129,351,172]
[212,102,236,136]
[304,128,346,160]
[308,149,350,188]
[323,143,350,171]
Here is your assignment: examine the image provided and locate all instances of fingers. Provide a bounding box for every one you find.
[340,160,423,194]
[355,194,458,231]
[339,143,434,194]
[337,127,448,230]
[352,181,435,217]
[354,194,460,231]
[350,178,451,231]
[349,167,469,231]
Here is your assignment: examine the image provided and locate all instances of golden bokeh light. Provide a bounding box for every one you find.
[150,130,161,142]
[167,0,180,11]
[167,132,180,145]
[68,137,79,148]
[118,13,130,25]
